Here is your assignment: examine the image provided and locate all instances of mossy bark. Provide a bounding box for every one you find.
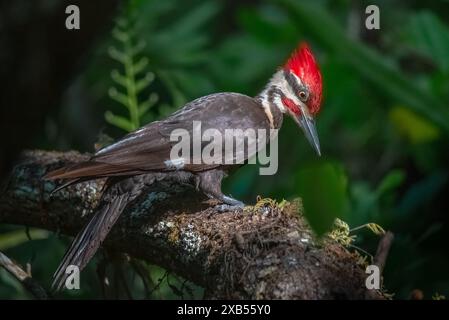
[0,150,385,299]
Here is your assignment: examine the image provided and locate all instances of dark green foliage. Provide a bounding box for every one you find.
[2,0,449,299]
[296,161,349,236]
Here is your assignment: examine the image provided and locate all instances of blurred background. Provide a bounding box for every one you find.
[1,0,449,299]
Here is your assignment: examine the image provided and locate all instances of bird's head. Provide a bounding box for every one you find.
[263,42,323,155]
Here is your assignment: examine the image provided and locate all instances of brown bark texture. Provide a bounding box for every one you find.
[0,150,386,299]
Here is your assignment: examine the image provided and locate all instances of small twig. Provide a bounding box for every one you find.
[364,231,394,300]
[0,251,48,299]
[167,274,183,298]
[149,271,168,297]
[373,231,394,274]
[180,279,195,299]
[0,251,29,281]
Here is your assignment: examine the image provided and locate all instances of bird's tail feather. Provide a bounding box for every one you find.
[51,193,129,292]
[49,178,82,195]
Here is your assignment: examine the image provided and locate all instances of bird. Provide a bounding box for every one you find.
[45,42,323,291]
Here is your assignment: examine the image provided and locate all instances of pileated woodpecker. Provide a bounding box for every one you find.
[46,42,323,290]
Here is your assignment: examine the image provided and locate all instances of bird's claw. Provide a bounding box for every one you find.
[214,196,245,212]
[214,203,244,213]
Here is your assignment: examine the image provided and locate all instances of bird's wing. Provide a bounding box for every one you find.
[46,93,270,180]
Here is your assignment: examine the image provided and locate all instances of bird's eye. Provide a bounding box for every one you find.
[299,91,308,101]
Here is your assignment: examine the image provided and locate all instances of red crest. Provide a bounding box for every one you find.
[284,42,323,114]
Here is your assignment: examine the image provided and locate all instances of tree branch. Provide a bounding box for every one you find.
[374,231,394,275]
[0,251,48,299]
[0,150,386,299]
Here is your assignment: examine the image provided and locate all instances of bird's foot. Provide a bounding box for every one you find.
[214,203,244,212]
[214,196,245,212]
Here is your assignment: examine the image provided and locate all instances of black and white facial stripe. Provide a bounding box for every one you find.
[258,69,310,117]
[283,69,309,103]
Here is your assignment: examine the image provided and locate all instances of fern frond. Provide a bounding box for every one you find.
[105,10,159,132]
[108,87,129,108]
[328,218,356,246]
[133,57,149,75]
[105,111,135,132]
[131,41,146,56]
[110,70,128,88]
[138,93,158,117]
[112,28,129,43]
[108,46,127,64]
[350,223,386,236]
[135,72,154,93]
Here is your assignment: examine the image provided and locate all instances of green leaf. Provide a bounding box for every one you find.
[135,72,154,93]
[158,70,187,108]
[133,57,149,75]
[105,111,135,132]
[398,172,448,217]
[110,70,128,88]
[138,93,158,117]
[279,0,449,134]
[296,161,348,236]
[108,46,126,64]
[108,87,129,108]
[238,6,296,44]
[112,27,129,43]
[170,1,220,37]
[376,169,406,198]
[389,106,440,144]
[0,229,49,250]
[106,9,161,132]
[404,11,449,73]
[131,41,146,57]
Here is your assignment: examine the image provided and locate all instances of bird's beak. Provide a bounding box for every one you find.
[294,102,321,156]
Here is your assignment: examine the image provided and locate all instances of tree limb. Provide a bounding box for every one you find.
[0,150,386,299]
[0,251,48,299]
[374,231,394,275]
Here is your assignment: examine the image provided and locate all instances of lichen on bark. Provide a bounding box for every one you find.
[0,150,386,299]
